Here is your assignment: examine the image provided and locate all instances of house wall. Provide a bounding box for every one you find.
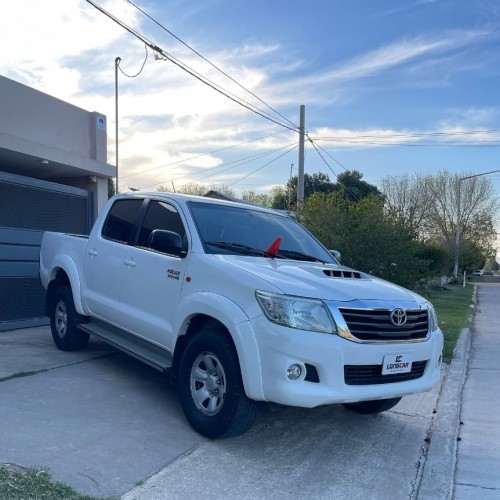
[0,75,115,218]
[0,75,115,329]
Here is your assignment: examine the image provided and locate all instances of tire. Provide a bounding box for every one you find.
[50,286,90,351]
[178,327,259,439]
[343,397,402,415]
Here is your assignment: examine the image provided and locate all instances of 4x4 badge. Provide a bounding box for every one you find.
[390,308,407,326]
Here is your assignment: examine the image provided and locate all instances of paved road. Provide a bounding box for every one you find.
[1,324,451,499]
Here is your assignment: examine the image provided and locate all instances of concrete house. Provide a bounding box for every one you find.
[0,75,115,330]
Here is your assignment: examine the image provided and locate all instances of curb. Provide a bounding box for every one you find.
[417,287,476,499]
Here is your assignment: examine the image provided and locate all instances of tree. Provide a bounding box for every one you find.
[334,170,382,202]
[424,171,499,273]
[157,183,235,197]
[380,173,431,236]
[270,186,290,210]
[285,172,336,208]
[284,170,380,208]
[241,190,272,208]
[108,178,115,199]
[300,192,432,288]
[380,170,499,275]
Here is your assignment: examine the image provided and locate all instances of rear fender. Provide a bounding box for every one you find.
[48,255,85,315]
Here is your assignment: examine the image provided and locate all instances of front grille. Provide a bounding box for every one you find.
[344,360,428,385]
[339,308,429,341]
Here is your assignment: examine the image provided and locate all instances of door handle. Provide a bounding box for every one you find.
[124,259,136,267]
[88,249,98,256]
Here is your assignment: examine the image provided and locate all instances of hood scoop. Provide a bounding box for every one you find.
[323,269,363,279]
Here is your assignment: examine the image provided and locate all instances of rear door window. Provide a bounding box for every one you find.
[101,199,143,244]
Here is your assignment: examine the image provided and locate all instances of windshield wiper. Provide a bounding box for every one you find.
[276,249,325,262]
[205,241,270,257]
[205,241,323,262]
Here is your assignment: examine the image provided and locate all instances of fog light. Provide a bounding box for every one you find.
[287,364,303,380]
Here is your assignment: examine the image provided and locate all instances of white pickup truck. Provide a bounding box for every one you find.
[39,193,443,438]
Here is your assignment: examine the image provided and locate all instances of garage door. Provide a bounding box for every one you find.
[0,172,92,331]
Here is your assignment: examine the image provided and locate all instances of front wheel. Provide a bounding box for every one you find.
[343,397,402,415]
[50,286,90,351]
[178,327,259,438]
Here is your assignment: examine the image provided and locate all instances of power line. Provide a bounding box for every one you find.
[226,144,299,187]
[309,140,338,179]
[315,139,500,148]
[311,129,500,141]
[124,0,298,130]
[309,139,374,203]
[121,130,290,180]
[85,0,298,132]
[138,142,298,190]
[311,139,348,171]
[117,43,149,77]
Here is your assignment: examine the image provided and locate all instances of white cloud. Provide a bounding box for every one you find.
[1,1,497,193]
[285,29,492,94]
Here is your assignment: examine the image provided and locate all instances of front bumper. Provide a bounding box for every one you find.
[248,315,443,408]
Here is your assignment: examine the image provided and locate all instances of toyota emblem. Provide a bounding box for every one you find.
[390,308,407,326]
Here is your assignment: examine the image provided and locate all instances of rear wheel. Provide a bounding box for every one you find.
[50,286,89,351]
[343,397,402,415]
[178,327,259,438]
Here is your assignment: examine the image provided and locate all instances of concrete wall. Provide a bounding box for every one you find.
[0,75,115,218]
[0,77,104,161]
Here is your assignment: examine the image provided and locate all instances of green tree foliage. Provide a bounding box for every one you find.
[241,190,272,208]
[380,173,431,236]
[108,178,115,199]
[157,183,235,197]
[380,170,499,275]
[270,186,289,210]
[301,192,431,288]
[282,170,380,209]
[334,170,382,202]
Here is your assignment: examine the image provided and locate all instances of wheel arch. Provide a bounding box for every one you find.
[45,255,85,315]
[171,293,264,401]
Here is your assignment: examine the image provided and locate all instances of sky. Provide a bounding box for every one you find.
[1,0,499,202]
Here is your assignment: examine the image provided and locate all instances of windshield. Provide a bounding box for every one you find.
[189,202,336,264]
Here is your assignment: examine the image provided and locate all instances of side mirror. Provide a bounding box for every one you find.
[329,250,341,262]
[148,229,183,257]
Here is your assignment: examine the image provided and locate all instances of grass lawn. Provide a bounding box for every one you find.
[422,282,475,361]
[0,464,111,500]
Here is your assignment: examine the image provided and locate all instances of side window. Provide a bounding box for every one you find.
[137,201,187,255]
[102,199,143,244]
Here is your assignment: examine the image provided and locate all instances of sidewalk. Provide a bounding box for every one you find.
[453,283,500,499]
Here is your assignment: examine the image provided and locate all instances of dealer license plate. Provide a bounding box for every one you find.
[382,354,413,375]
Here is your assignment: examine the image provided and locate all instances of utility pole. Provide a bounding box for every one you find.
[297,105,305,207]
[115,56,121,194]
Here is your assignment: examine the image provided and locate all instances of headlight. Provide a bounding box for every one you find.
[428,303,439,332]
[255,290,336,333]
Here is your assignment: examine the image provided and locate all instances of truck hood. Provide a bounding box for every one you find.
[216,255,424,304]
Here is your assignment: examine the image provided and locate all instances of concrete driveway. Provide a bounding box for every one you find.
[0,326,206,497]
[1,324,460,499]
